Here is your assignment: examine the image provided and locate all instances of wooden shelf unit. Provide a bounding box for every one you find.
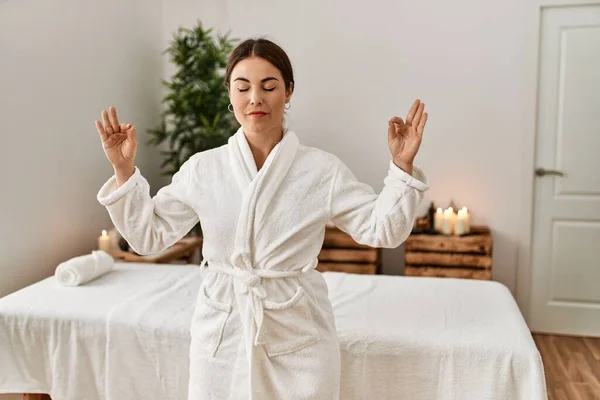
[404,226,493,280]
[317,227,380,274]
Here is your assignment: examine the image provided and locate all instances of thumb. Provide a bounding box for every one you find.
[387,120,397,142]
[126,124,137,143]
[390,116,404,126]
[388,116,403,136]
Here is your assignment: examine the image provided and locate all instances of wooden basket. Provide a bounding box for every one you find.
[404,226,492,280]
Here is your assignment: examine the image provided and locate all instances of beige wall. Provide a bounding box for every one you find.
[0,0,163,303]
[161,0,548,293]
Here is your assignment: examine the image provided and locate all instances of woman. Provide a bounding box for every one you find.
[96,38,429,400]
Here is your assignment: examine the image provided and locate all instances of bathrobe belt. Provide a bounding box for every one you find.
[200,259,317,346]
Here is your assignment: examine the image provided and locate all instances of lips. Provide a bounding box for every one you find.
[248,111,267,118]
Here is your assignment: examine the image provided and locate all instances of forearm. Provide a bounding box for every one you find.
[330,159,428,248]
[97,166,199,255]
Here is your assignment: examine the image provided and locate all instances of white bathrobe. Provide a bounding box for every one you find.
[97,127,429,400]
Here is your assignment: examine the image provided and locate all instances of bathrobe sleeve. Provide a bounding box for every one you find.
[96,155,200,255]
[329,158,429,248]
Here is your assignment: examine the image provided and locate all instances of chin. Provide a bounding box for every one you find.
[244,118,277,132]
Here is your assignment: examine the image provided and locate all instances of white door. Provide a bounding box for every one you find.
[529,4,600,337]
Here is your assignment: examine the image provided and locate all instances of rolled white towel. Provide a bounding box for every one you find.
[55,250,115,286]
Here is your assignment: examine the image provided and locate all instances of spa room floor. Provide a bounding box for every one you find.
[533,334,600,400]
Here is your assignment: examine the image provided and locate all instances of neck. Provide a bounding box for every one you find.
[243,125,284,170]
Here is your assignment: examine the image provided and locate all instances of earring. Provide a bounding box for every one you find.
[285,102,291,110]
[228,103,233,112]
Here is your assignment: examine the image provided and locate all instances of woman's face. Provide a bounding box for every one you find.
[229,56,292,135]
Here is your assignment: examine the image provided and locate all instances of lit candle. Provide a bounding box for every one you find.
[98,230,112,253]
[434,207,444,232]
[454,209,468,236]
[441,207,455,235]
[460,206,471,233]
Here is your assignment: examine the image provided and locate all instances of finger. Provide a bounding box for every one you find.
[417,112,428,136]
[387,120,396,142]
[109,106,121,133]
[389,117,404,138]
[120,123,128,132]
[412,102,425,129]
[390,116,404,126]
[126,125,137,143]
[102,110,113,134]
[95,120,108,141]
[406,99,421,125]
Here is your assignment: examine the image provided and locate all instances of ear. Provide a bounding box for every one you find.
[285,82,294,102]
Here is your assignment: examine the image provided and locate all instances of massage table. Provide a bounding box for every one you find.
[0,263,547,399]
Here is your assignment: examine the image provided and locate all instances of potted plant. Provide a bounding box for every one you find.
[147,20,239,235]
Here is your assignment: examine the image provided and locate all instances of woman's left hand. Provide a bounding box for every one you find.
[388,99,428,173]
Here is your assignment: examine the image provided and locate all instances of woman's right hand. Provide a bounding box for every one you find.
[95,106,137,170]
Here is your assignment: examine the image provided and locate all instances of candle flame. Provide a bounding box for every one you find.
[102,230,108,236]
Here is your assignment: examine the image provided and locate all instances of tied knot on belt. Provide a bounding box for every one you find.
[200,259,316,346]
[238,274,267,299]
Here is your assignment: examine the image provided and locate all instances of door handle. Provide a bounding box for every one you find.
[535,168,564,177]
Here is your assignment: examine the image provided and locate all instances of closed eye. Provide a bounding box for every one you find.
[237,87,275,92]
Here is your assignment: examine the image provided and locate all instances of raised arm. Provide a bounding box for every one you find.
[328,158,428,248]
[329,99,430,247]
[94,106,199,255]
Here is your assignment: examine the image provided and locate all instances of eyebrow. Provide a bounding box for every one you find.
[233,77,279,83]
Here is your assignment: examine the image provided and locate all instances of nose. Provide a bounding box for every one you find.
[249,88,263,105]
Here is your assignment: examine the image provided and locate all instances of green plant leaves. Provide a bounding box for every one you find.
[147,20,240,178]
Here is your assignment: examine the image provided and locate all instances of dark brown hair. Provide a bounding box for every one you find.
[225,38,294,94]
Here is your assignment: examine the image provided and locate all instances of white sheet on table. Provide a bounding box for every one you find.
[0,264,200,400]
[323,272,548,400]
[0,263,547,400]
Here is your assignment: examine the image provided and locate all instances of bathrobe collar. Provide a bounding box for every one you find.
[228,126,296,192]
[228,126,299,269]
